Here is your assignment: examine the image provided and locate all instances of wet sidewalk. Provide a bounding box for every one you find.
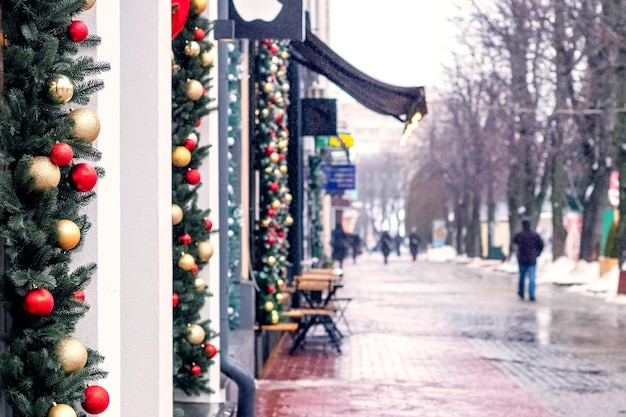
[254,254,557,417]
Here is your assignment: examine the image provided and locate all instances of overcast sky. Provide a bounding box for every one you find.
[328,0,460,93]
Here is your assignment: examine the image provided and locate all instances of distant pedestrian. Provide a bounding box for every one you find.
[408,228,421,262]
[380,231,393,264]
[350,234,362,264]
[394,233,403,256]
[331,223,349,268]
[512,218,544,301]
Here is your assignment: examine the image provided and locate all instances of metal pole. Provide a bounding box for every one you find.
[218,1,255,416]
[287,58,303,280]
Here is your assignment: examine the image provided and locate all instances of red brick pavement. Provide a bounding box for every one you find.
[255,256,557,417]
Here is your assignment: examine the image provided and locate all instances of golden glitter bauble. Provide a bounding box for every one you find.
[47,75,74,104]
[190,0,207,14]
[178,253,196,271]
[48,404,77,417]
[277,279,285,288]
[285,193,293,202]
[276,293,284,303]
[83,0,97,11]
[271,200,280,209]
[172,146,192,167]
[194,277,206,292]
[262,83,274,94]
[185,41,201,56]
[186,79,204,101]
[57,220,81,250]
[278,140,288,150]
[269,152,280,164]
[280,165,288,174]
[285,216,294,226]
[261,218,271,228]
[201,51,214,67]
[281,51,289,60]
[55,337,88,373]
[197,241,214,262]
[187,324,206,344]
[271,311,279,324]
[172,204,183,225]
[69,108,101,142]
[29,156,61,191]
[264,301,274,312]
[264,167,273,174]
[261,108,270,118]
[281,83,290,93]
[267,255,276,266]
[273,169,281,177]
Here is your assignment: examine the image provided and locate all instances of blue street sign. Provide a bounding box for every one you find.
[321,164,356,191]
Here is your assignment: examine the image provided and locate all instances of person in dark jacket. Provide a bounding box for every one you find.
[512,218,544,301]
[331,223,348,268]
[380,231,393,264]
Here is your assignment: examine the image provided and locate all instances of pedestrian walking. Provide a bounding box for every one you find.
[512,218,544,301]
[380,231,393,264]
[331,223,349,268]
[408,227,421,261]
[350,234,362,264]
[394,233,403,256]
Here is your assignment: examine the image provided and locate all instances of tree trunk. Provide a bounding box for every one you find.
[465,192,482,258]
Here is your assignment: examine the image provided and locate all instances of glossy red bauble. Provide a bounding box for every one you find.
[70,163,98,192]
[269,182,279,192]
[185,138,197,151]
[267,208,276,218]
[265,145,275,156]
[192,264,199,275]
[73,290,85,302]
[23,288,54,316]
[204,218,213,231]
[173,293,179,307]
[194,28,206,41]
[178,233,192,245]
[204,343,217,359]
[68,20,88,42]
[186,169,201,185]
[50,143,74,166]
[190,364,201,375]
[266,235,276,245]
[82,385,110,415]
[267,285,275,294]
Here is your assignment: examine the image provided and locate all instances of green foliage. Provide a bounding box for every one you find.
[0,0,108,416]
[605,221,620,258]
[308,155,324,261]
[171,9,216,396]
[254,40,292,325]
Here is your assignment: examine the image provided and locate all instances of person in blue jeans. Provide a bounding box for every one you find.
[512,218,544,301]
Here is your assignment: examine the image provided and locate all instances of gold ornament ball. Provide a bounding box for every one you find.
[172,204,184,225]
[285,216,294,226]
[57,220,81,250]
[197,241,214,262]
[187,324,206,344]
[285,193,293,202]
[276,293,284,303]
[186,79,204,101]
[69,108,101,142]
[55,337,88,373]
[264,301,274,312]
[271,310,279,324]
[280,165,288,174]
[261,218,271,228]
[277,279,285,288]
[281,83,290,93]
[267,255,276,266]
[261,108,270,118]
[281,51,289,60]
[48,404,77,417]
[178,253,196,271]
[262,83,274,94]
[201,51,214,67]
[172,146,192,167]
[185,41,201,57]
[264,167,273,174]
[191,0,207,14]
[194,277,206,292]
[47,75,74,104]
[83,0,97,11]
[29,156,61,191]
[269,152,280,164]
[271,200,281,210]
[278,139,288,150]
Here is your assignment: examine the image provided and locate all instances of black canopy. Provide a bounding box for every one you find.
[289,30,427,122]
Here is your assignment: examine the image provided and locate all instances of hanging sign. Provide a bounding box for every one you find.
[229,0,304,40]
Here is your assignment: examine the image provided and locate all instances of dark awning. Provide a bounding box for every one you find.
[289,30,428,122]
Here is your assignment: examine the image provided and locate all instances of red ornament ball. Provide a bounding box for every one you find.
[192,264,199,275]
[82,385,110,415]
[266,234,276,245]
[277,231,285,238]
[268,284,275,294]
[270,44,279,55]
[267,208,276,218]
[50,143,74,166]
[23,288,54,316]
[186,169,201,185]
[265,145,275,156]
[194,27,206,41]
[73,290,85,302]
[269,182,279,192]
[70,163,98,192]
[185,139,197,151]
[205,343,218,359]
[190,364,201,375]
[195,119,202,127]
[204,218,213,231]
[68,20,88,42]
[173,293,179,307]
[178,233,192,245]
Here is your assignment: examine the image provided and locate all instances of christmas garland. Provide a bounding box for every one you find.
[0,1,110,416]
[170,0,217,396]
[254,40,293,325]
[227,41,243,330]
